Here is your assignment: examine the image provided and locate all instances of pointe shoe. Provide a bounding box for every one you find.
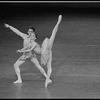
[59,15,62,20]
[45,79,52,87]
[58,15,62,23]
[13,80,22,84]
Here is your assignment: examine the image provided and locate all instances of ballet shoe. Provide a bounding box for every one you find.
[45,78,52,87]
[58,15,62,23]
[13,80,22,84]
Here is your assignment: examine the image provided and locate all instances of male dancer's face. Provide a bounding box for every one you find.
[28,29,36,40]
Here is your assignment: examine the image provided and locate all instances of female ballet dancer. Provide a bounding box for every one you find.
[40,15,62,87]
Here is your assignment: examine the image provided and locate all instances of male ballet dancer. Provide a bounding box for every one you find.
[4,15,62,87]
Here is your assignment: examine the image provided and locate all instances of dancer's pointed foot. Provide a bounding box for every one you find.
[58,15,62,24]
[13,79,22,84]
[45,78,52,87]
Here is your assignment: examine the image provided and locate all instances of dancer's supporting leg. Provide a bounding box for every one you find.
[45,15,62,87]
[31,57,47,78]
[13,59,25,83]
[45,50,52,87]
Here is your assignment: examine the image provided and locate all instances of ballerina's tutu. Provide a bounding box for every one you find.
[41,38,50,65]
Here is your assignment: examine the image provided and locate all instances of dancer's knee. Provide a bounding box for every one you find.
[14,63,18,68]
[14,61,22,68]
[14,63,20,73]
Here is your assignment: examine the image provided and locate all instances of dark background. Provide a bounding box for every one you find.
[1,2,100,44]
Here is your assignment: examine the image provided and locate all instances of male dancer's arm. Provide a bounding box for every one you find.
[4,23,27,39]
[17,46,30,53]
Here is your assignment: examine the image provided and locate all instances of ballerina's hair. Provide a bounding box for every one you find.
[29,26,37,38]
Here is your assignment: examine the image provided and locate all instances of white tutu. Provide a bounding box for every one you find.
[41,38,50,65]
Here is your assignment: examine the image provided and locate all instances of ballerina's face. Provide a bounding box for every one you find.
[28,29,36,40]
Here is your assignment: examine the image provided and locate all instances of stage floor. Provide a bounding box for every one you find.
[1,41,100,98]
[1,74,100,98]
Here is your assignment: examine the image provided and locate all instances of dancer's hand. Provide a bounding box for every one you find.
[4,23,10,28]
[16,49,21,53]
[17,49,26,53]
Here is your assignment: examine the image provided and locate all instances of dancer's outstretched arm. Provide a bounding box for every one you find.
[4,23,27,39]
[49,15,62,49]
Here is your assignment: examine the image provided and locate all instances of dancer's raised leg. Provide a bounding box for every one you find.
[45,15,62,87]
[41,15,62,66]
[49,15,62,49]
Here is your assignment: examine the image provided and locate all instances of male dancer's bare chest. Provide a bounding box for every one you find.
[23,37,31,48]
[22,37,33,56]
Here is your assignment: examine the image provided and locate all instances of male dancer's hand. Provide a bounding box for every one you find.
[17,49,26,53]
[16,49,21,53]
[4,23,10,28]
